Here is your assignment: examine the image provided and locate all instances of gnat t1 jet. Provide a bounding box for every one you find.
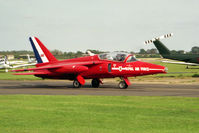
[145,33,199,68]
[13,37,167,89]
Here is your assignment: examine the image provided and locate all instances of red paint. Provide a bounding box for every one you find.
[77,75,85,85]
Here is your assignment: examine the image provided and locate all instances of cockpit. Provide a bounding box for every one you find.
[98,52,137,62]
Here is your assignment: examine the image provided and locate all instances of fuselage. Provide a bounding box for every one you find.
[13,37,168,89]
[162,54,199,64]
[35,53,166,80]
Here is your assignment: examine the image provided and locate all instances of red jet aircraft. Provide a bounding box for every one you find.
[13,37,167,89]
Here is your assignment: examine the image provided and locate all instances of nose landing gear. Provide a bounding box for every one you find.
[118,81,128,89]
[73,80,81,88]
[118,77,130,89]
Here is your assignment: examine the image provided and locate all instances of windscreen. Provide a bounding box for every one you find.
[99,52,129,62]
[126,55,137,62]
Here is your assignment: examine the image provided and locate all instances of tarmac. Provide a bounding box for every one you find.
[0,80,199,97]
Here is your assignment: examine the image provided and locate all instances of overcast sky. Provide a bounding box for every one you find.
[0,0,199,52]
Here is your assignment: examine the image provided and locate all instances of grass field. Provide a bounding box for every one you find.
[0,95,199,133]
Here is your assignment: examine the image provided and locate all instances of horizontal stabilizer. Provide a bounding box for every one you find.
[12,65,62,72]
[13,71,50,75]
[144,33,173,44]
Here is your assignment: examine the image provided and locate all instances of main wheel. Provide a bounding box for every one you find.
[118,81,128,89]
[73,80,81,88]
[91,79,100,88]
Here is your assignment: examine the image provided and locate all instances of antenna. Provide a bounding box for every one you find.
[144,33,173,44]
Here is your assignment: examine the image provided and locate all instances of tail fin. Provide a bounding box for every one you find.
[27,54,31,63]
[29,37,58,64]
[86,50,95,56]
[153,40,171,55]
[4,55,9,65]
[144,33,172,55]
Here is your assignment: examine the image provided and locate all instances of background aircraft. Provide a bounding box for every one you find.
[0,55,36,72]
[13,37,167,89]
[145,33,199,68]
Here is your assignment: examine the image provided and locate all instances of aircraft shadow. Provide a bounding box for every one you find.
[1,84,122,90]
[1,81,197,90]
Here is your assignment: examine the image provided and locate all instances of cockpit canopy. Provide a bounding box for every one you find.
[98,52,137,62]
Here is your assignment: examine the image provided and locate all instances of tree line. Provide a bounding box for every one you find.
[0,46,198,59]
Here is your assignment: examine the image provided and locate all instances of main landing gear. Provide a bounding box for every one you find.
[91,78,100,88]
[72,76,130,89]
[73,75,85,88]
[73,78,101,88]
[73,80,81,88]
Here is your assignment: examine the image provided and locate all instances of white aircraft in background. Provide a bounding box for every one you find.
[0,55,36,72]
[86,50,95,56]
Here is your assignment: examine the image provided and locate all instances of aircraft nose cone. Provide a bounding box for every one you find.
[147,64,167,74]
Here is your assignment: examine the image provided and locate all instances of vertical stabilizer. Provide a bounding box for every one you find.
[153,40,171,55]
[144,33,172,55]
[29,37,58,64]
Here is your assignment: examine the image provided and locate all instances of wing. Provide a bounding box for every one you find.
[12,63,36,68]
[162,60,199,66]
[12,61,102,75]
[9,61,26,65]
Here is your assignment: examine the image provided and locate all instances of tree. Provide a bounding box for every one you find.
[191,46,199,54]
[146,48,158,54]
[139,49,147,54]
[51,49,63,56]
[177,50,185,54]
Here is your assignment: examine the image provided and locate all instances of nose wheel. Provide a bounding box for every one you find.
[91,79,100,88]
[118,81,128,89]
[73,80,81,88]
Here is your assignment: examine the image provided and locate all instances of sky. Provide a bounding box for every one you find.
[0,0,199,52]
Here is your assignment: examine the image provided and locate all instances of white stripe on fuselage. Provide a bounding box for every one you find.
[112,66,163,72]
[31,37,49,63]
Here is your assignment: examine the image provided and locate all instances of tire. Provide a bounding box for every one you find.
[118,81,128,89]
[91,79,100,88]
[73,80,81,88]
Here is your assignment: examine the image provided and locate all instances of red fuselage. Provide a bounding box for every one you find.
[13,37,167,89]
[35,54,166,80]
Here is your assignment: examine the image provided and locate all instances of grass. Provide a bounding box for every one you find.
[0,72,39,80]
[0,95,199,133]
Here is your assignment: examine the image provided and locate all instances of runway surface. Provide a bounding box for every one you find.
[0,80,198,97]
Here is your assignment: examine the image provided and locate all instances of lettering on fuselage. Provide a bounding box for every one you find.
[111,64,149,72]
